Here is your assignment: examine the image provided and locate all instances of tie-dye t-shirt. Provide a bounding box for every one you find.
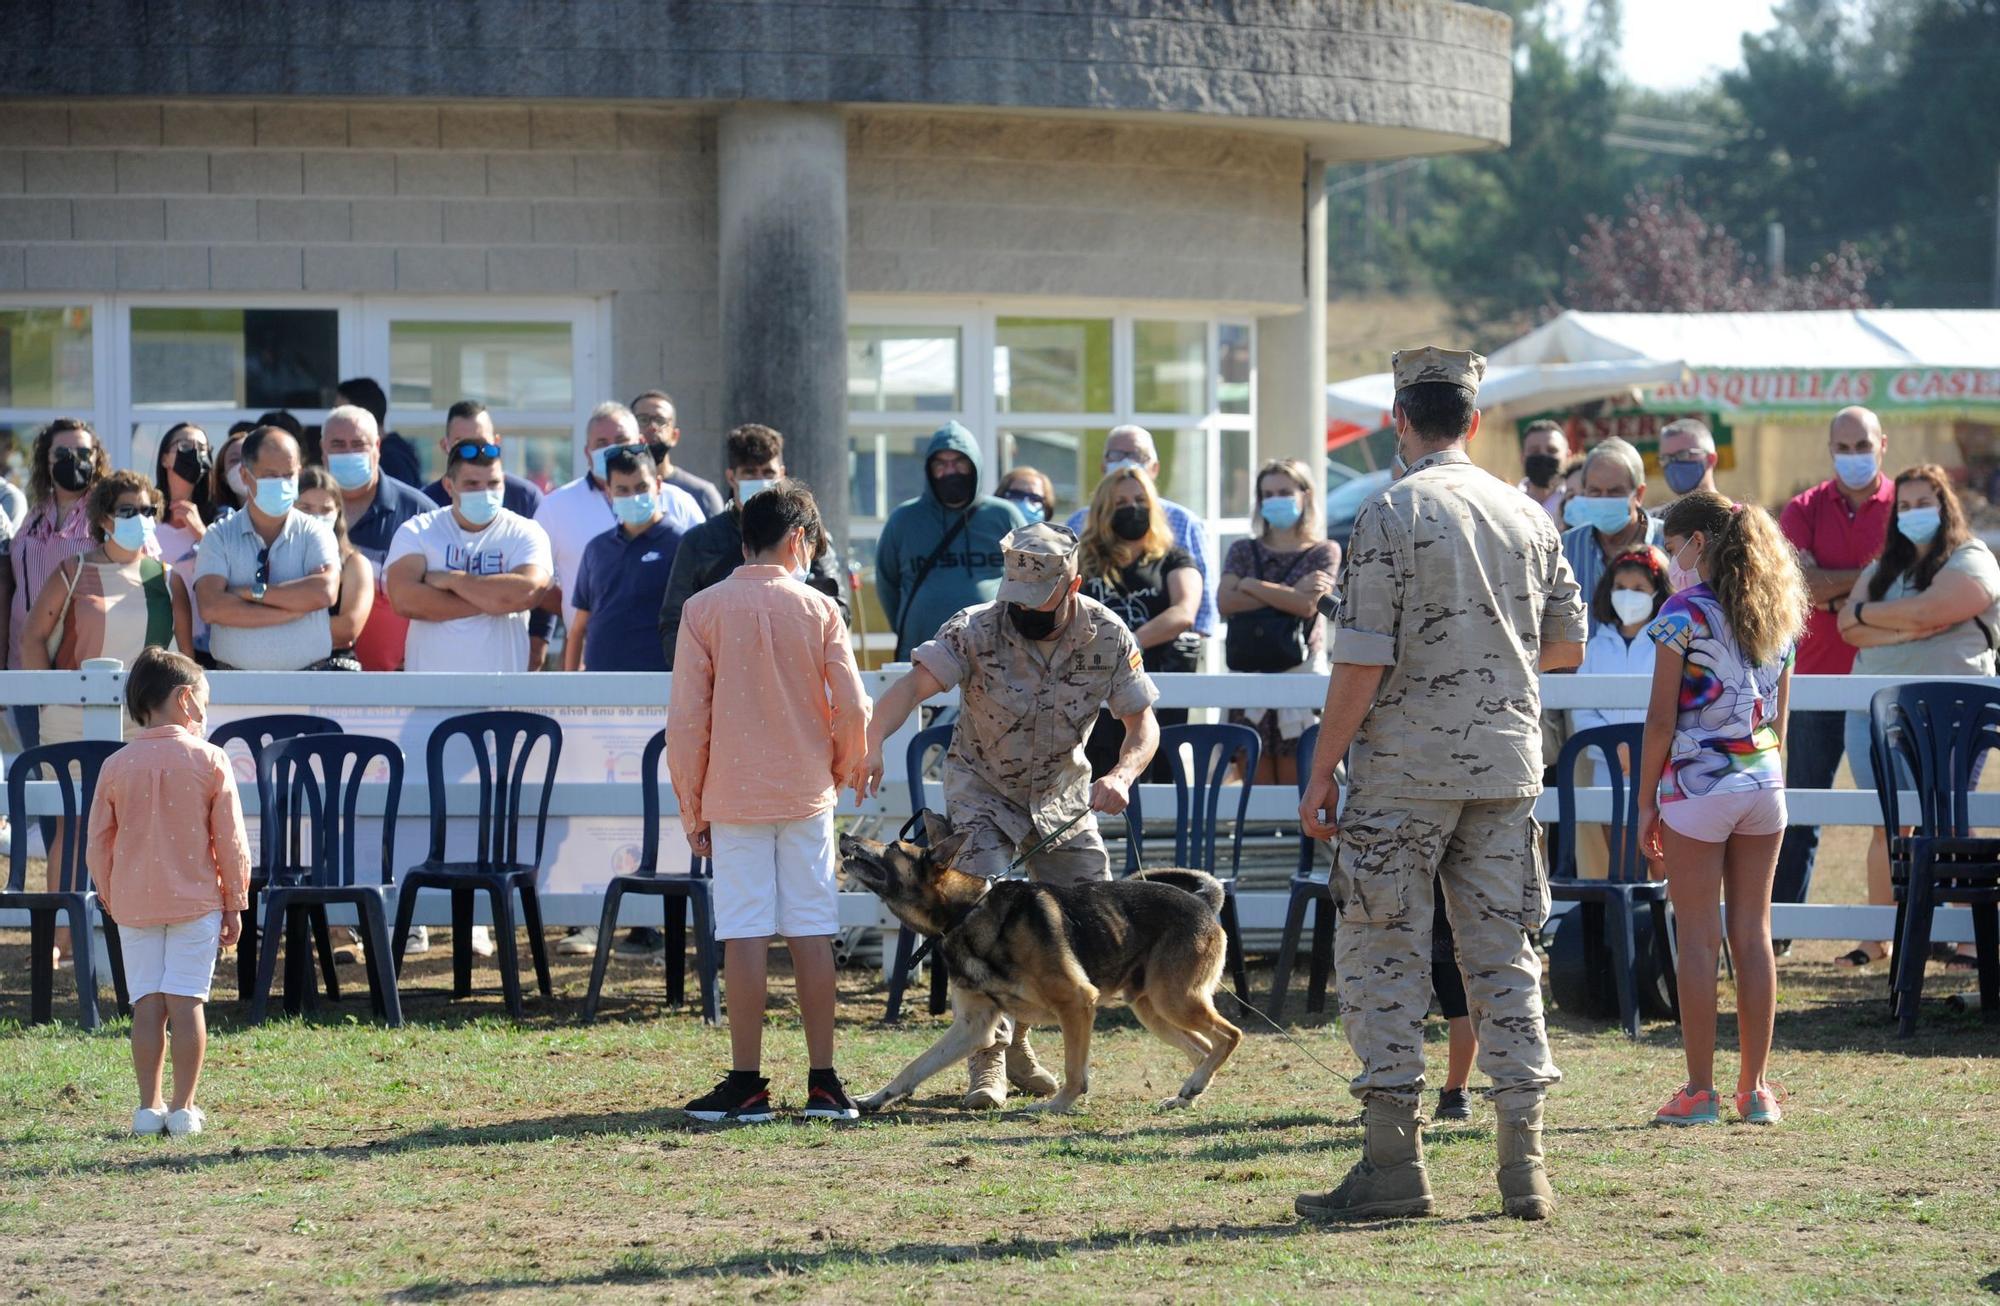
[1644,582,1792,802]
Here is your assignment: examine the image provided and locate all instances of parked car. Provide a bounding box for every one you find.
[1325,467,1393,554]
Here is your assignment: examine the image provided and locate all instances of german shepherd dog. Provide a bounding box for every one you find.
[838,811,1243,1115]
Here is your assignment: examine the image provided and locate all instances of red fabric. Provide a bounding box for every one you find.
[353,577,410,672]
[1779,475,1895,675]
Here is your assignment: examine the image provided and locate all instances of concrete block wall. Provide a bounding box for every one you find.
[0,100,725,442]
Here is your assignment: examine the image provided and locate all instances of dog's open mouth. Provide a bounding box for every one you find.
[837,835,887,893]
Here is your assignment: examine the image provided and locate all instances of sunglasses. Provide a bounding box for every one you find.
[111,504,160,520]
[451,441,502,462]
[255,546,270,588]
[1002,489,1048,509]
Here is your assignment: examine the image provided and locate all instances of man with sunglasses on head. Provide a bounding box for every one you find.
[631,389,724,519]
[424,400,553,667]
[193,426,339,671]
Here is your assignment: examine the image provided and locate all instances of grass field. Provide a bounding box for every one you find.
[2,830,1996,1302]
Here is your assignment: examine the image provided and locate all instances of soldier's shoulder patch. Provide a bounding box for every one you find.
[1128,648,1143,672]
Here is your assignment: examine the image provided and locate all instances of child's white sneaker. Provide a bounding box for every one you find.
[130,1107,168,1136]
[166,1106,206,1137]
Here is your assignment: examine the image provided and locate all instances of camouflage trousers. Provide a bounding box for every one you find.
[1332,794,1561,1112]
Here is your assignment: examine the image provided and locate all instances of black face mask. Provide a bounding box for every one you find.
[171,447,212,487]
[932,471,975,508]
[1008,598,1066,640]
[646,440,672,466]
[1109,505,1151,542]
[1523,452,1561,487]
[51,447,94,493]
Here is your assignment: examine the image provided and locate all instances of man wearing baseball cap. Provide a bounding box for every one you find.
[859,520,1161,1109]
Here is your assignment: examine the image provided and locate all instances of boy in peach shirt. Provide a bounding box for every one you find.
[668,482,869,1123]
[87,648,252,1138]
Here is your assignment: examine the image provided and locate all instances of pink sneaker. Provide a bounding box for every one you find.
[1735,1083,1785,1125]
[1652,1083,1721,1126]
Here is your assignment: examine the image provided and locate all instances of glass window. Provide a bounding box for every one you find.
[0,307,93,410]
[1133,320,1207,415]
[1149,428,1206,513]
[131,308,338,411]
[999,428,1111,519]
[389,321,573,412]
[849,426,936,522]
[0,423,39,490]
[1221,428,1255,518]
[848,326,960,413]
[1218,323,1252,415]
[400,423,575,494]
[994,317,1112,414]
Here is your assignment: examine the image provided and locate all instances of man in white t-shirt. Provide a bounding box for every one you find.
[386,440,553,675]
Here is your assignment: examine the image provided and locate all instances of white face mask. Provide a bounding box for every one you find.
[1609,589,1655,627]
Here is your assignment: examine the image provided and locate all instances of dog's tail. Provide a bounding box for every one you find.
[1131,867,1226,916]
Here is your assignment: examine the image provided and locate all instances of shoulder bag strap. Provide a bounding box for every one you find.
[892,509,973,656]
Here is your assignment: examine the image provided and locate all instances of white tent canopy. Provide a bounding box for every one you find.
[1326,357,1688,429]
[1490,309,2000,370]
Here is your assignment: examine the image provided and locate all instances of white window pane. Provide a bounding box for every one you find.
[848,425,934,523]
[0,306,93,409]
[848,326,960,412]
[389,321,573,412]
[994,317,1112,413]
[131,308,338,411]
[1149,427,1206,513]
[1133,319,1206,415]
[401,423,573,493]
[1218,323,1252,415]
[1220,427,1255,518]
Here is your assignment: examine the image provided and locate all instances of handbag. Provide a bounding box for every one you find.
[1223,541,1313,673]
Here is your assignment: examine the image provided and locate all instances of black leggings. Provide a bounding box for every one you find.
[1432,884,1468,1021]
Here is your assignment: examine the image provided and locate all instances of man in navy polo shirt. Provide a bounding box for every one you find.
[565,446,687,672]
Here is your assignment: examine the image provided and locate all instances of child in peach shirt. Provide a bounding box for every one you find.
[668,481,870,1123]
[87,647,251,1138]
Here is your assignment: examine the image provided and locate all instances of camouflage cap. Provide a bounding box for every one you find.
[995,522,1080,607]
[1391,345,1486,397]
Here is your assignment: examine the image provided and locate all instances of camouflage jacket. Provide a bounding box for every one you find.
[914,596,1159,842]
[1331,447,1585,800]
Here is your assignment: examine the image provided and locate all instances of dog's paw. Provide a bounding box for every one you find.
[856,1090,901,1114]
[1015,1096,1081,1116]
[1156,1094,1194,1111]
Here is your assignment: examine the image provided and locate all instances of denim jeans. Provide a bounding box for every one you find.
[1772,708,1846,904]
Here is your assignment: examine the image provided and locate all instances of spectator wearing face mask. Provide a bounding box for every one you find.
[421,401,545,520]
[3,420,108,725]
[1559,437,1664,635]
[151,423,213,658]
[337,377,422,490]
[874,421,1023,661]
[320,404,434,673]
[1064,425,1217,640]
[631,389,724,518]
[998,467,1057,526]
[1518,419,1570,520]
[1656,419,1719,503]
[1567,547,1670,877]
[193,427,340,673]
[565,447,691,673]
[211,426,253,519]
[659,424,849,669]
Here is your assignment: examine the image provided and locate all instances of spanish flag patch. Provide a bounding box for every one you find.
[1128,648,1143,671]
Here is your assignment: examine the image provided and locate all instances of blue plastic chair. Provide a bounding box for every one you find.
[1156,722,1260,1001]
[247,734,405,1026]
[3,741,127,1028]
[883,723,954,1022]
[392,711,561,1020]
[1869,683,2000,1034]
[1266,724,1336,1022]
[1550,723,1674,1039]
[582,730,719,1025]
[211,715,344,1002]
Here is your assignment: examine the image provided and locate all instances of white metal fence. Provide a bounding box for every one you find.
[0,664,1982,942]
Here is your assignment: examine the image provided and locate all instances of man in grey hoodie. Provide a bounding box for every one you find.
[874,422,1024,660]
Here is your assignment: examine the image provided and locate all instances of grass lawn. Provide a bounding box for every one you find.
[2,828,1996,1302]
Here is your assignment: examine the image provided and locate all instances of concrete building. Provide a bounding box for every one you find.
[0,0,1511,594]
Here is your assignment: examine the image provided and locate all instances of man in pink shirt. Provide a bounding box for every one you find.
[1772,405,1895,908]
[668,481,870,1124]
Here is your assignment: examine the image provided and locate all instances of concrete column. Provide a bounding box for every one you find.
[718,104,850,547]
[1256,153,1329,477]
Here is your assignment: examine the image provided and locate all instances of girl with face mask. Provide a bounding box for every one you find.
[4,419,103,689]
[1569,549,1672,879]
[1216,459,1341,787]
[210,428,252,517]
[1833,465,2000,975]
[18,470,193,968]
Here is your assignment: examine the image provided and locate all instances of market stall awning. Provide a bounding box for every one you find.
[1325,357,1689,447]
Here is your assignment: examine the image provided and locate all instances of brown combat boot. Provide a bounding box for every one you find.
[963,1044,1008,1109]
[1496,1103,1556,1220]
[1005,1029,1060,1097]
[1295,1101,1434,1221]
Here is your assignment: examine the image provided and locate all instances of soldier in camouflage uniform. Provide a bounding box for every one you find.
[861,521,1161,1107]
[1294,346,1586,1223]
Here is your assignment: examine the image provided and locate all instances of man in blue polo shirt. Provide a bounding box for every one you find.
[565,446,688,671]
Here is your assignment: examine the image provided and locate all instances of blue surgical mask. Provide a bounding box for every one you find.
[1104,458,1144,478]
[1260,496,1303,529]
[735,477,774,504]
[592,442,642,482]
[1564,495,1634,535]
[111,515,153,554]
[612,491,658,526]
[327,451,374,492]
[1834,452,1880,491]
[1002,492,1046,524]
[253,474,298,517]
[457,488,503,526]
[1898,506,1942,546]
[1662,459,1707,496]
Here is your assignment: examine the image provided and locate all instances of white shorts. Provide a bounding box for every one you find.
[119,911,222,1002]
[710,812,839,941]
[1660,789,1787,844]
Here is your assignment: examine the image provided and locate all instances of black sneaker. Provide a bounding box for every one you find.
[803,1070,860,1121]
[683,1072,775,1123]
[1435,1088,1472,1121]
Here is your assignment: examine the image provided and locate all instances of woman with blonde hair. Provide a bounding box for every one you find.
[1218,458,1340,784]
[1076,465,1200,777]
[1835,464,2000,974]
[1637,490,1810,1126]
